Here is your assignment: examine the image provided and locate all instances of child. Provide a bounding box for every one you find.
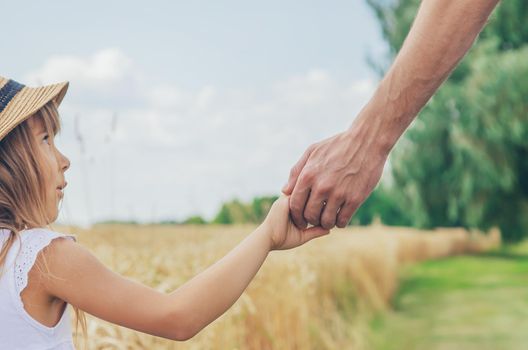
[0,75,331,349]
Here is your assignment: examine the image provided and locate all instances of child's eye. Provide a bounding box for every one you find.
[43,134,50,145]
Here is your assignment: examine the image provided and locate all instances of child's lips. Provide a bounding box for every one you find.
[56,182,67,198]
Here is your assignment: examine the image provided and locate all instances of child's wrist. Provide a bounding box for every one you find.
[256,222,274,252]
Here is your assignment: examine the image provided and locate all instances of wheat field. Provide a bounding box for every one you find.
[51,223,500,350]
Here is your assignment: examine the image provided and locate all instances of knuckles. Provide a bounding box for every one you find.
[320,220,335,230]
[304,211,320,225]
[313,181,332,196]
[332,191,346,203]
[299,171,315,184]
[289,201,303,214]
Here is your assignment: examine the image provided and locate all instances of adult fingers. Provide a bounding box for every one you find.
[336,200,358,228]
[289,182,311,230]
[302,190,327,227]
[282,145,315,195]
[320,196,345,230]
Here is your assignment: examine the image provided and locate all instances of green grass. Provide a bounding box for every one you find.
[369,241,528,350]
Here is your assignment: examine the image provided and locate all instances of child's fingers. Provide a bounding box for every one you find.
[301,225,331,243]
[272,194,289,214]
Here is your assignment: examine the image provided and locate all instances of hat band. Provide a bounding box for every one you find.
[0,79,25,113]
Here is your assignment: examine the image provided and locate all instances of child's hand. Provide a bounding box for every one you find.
[263,194,331,251]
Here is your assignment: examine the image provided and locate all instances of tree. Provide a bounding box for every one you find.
[182,215,208,225]
[212,204,233,224]
[211,196,279,224]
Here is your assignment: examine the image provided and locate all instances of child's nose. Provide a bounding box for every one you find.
[58,151,70,171]
[63,156,71,171]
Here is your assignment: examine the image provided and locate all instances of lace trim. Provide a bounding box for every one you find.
[14,229,77,297]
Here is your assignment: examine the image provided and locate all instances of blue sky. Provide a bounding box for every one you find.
[3,1,388,226]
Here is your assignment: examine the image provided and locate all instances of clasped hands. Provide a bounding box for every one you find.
[280,128,389,231]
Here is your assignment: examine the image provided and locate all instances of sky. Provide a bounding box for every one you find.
[3,1,388,227]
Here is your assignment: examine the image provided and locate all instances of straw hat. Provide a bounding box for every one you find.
[0,76,69,142]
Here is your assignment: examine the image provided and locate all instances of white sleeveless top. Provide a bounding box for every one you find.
[0,227,77,349]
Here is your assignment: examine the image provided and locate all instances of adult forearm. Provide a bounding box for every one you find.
[352,0,500,155]
[280,0,500,230]
[167,225,271,340]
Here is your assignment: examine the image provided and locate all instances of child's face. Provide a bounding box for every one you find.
[27,115,70,223]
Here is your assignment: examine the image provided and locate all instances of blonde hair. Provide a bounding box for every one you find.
[0,100,88,349]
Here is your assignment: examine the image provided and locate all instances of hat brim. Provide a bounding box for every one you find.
[0,79,69,141]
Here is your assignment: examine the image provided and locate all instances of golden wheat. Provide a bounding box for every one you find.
[50,223,500,350]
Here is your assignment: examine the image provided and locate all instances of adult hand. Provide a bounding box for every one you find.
[263,194,330,251]
[281,123,390,230]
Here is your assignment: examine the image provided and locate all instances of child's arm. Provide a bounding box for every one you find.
[165,194,329,340]
[41,195,329,341]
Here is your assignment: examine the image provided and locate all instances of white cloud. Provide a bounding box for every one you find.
[24,48,134,87]
[29,49,378,226]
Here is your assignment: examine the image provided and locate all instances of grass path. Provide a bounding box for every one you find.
[369,241,528,350]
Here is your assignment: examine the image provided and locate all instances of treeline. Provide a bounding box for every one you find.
[173,191,410,227]
[96,193,404,227]
[168,196,280,226]
[96,197,279,226]
[132,196,278,226]
[141,193,407,227]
